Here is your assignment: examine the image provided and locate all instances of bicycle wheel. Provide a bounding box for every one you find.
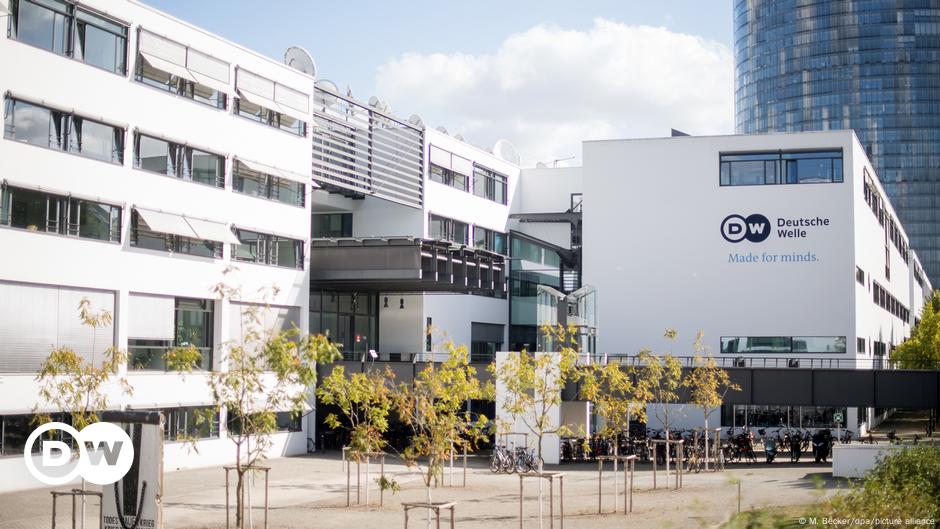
[490,454,500,473]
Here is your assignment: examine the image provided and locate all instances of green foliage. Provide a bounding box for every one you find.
[176,269,341,529]
[684,333,741,417]
[580,360,653,442]
[392,342,492,492]
[34,298,131,430]
[376,475,401,494]
[317,365,394,455]
[491,324,581,466]
[824,446,940,521]
[891,291,940,369]
[637,329,685,438]
[165,344,203,373]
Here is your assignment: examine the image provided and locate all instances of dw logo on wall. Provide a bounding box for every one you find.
[721,213,831,264]
[720,214,771,243]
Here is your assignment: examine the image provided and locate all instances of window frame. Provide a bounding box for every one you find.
[232,228,305,269]
[471,164,509,204]
[719,149,844,187]
[130,210,222,259]
[0,184,121,243]
[133,132,225,188]
[232,160,305,208]
[7,0,128,76]
[4,96,125,165]
[233,97,307,137]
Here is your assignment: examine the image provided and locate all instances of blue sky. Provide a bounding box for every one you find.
[146,0,735,164]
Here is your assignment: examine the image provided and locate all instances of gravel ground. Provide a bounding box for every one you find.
[0,453,847,529]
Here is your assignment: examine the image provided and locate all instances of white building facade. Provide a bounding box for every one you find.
[582,131,933,433]
[0,0,315,491]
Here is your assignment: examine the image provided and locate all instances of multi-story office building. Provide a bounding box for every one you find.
[0,0,315,491]
[582,130,932,433]
[734,0,940,287]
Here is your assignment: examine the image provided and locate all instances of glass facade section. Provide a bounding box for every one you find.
[309,291,377,360]
[735,0,940,284]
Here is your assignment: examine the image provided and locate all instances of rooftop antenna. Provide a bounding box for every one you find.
[493,139,521,165]
[314,79,339,108]
[283,46,317,78]
[408,114,424,128]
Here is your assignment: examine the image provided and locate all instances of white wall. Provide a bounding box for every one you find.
[582,131,919,362]
[424,294,508,351]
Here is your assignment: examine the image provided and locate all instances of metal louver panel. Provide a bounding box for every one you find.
[311,87,425,209]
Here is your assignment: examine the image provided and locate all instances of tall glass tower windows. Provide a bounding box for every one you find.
[734,0,940,284]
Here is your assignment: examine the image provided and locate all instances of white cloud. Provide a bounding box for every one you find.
[374,19,733,166]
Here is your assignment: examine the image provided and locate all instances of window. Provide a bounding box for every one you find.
[309,292,377,359]
[133,133,224,188]
[175,298,214,370]
[430,164,468,191]
[275,412,302,432]
[472,165,508,204]
[312,213,352,238]
[720,336,846,354]
[233,229,304,269]
[473,226,507,255]
[233,160,305,207]
[429,214,468,244]
[0,185,121,242]
[719,149,843,186]
[470,322,504,363]
[157,406,219,441]
[857,337,866,354]
[873,341,886,357]
[234,98,306,136]
[855,266,865,285]
[872,281,908,322]
[511,236,561,267]
[135,31,228,110]
[8,0,127,74]
[130,210,221,258]
[4,97,124,164]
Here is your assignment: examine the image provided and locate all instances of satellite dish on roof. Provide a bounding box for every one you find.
[284,46,317,78]
[408,114,424,127]
[454,134,465,142]
[436,126,448,135]
[493,139,521,165]
[536,162,548,168]
[368,96,381,108]
[315,79,339,107]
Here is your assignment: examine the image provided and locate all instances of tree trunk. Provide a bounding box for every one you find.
[537,437,544,529]
[236,471,245,529]
[665,428,670,489]
[426,474,433,529]
[704,414,710,471]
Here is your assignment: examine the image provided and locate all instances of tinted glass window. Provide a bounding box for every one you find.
[73,9,126,73]
[5,99,65,148]
[69,117,122,163]
[189,149,223,187]
[136,135,171,174]
[13,0,70,55]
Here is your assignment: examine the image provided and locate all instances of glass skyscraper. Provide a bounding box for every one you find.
[734,0,940,286]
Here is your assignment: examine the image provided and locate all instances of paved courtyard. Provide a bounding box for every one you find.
[0,453,845,529]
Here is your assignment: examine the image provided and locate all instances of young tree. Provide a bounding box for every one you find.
[683,333,740,470]
[391,342,491,529]
[491,324,580,528]
[34,298,131,529]
[637,330,685,482]
[317,365,394,504]
[580,359,653,502]
[174,273,341,529]
[892,291,940,369]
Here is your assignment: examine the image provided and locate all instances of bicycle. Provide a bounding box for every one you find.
[490,444,515,473]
